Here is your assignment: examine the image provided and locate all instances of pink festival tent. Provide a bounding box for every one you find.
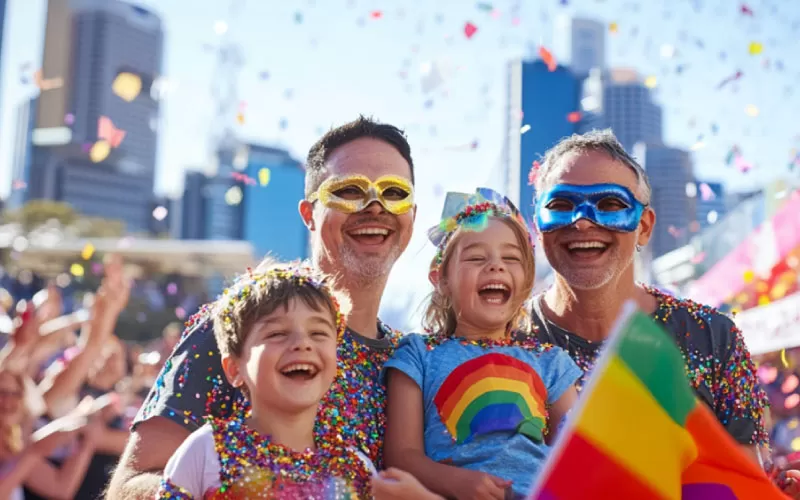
[688,190,800,307]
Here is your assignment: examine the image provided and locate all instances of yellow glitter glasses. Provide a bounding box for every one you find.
[307,174,415,215]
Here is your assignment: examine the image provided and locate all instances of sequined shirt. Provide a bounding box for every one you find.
[134,305,401,468]
[531,286,770,446]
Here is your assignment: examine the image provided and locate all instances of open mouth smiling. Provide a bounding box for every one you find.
[477,282,511,305]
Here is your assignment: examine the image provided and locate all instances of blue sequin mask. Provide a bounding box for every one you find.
[535,183,646,233]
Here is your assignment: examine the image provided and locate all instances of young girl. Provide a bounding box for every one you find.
[384,188,582,500]
[158,260,436,499]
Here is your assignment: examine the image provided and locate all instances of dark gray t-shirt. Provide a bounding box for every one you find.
[531,286,769,446]
[133,305,400,467]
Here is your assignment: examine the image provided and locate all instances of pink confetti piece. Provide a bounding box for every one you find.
[699,183,716,201]
[735,154,752,173]
[464,22,478,39]
[690,252,706,264]
[567,111,582,123]
[668,225,682,238]
[528,161,541,186]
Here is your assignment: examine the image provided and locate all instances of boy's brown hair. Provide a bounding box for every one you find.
[212,258,351,358]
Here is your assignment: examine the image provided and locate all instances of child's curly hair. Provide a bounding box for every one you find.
[423,214,536,337]
[211,258,351,359]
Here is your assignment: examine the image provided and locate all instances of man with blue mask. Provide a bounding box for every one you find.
[529,130,799,495]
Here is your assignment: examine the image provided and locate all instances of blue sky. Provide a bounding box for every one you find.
[0,0,798,328]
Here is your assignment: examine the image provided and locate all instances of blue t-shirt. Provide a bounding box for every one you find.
[384,333,581,497]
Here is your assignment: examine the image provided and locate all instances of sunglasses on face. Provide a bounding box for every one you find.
[535,183,647,233]
[307,174,415,215]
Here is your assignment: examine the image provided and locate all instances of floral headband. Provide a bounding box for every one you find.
[427,187,535,272]
[217,261,346,339]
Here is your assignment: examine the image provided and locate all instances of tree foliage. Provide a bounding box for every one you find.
[1,200,126,238]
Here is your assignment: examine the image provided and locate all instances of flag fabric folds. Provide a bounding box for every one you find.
[528,301,787,499]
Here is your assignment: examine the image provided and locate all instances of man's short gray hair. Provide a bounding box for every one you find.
[534,129,652,205]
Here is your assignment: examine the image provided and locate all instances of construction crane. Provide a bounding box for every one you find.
[207,0,246,174]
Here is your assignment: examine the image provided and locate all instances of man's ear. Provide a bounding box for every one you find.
[221,354,244,388]
[299,200,315,230]
[637,207,656,247]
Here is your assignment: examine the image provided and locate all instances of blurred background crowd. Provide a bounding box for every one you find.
[0,0,799,497]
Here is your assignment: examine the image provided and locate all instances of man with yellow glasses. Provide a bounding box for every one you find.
[108,116,425,498]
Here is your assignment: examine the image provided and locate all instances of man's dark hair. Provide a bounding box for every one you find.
[304,115,415,198]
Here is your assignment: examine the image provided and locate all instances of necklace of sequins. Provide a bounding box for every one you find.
[210,416,371,499]
[314,324,402,470]
[424,330,553,352]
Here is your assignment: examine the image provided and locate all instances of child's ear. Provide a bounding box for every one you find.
[221,354,244,388]
[428,269,441,287]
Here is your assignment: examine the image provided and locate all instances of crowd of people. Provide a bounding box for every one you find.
[0,257,183,499]
[0,117,797,498]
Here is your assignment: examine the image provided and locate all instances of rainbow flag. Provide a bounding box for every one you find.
[528,302,787,500]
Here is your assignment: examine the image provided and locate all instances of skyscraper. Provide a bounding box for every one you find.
[601,69,663,152]
[505,59,580,222]
[183,143,307,261]
[27,0,163,233]
[554,16,606,77]
[640,144,696,259]
[8,98,37,210]
[241,145,307,261]
[180,171,210,240]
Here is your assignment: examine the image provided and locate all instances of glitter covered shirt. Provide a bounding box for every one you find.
[531,286,770,446]
[156,418,374,499]
[383,333,581,498]
[134,306,401,468]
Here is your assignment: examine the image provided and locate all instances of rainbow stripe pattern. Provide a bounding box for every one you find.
[528,302,787,500]
[433,353,549,444]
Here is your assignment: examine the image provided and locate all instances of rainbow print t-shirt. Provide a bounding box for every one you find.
[384,333,581,498]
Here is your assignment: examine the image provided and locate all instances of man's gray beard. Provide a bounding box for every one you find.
[339,243,400,286]
[552,246,636,291]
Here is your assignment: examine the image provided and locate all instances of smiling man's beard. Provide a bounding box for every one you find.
[339,240,401,286]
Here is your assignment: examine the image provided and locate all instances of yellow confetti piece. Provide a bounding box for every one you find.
[745,104,759,117]
[791,437,800,451]
[742,269,754,283]
[782,348,790,368]
[90,140,111,163]
[748,41,763,55]
[644,76,657,89]
[236,112,245,125]
[70,263,84,277]
[609,22,618,33]
[112,72,142,102]
[520,124,531,134]
[81,243,95,260]
[758,295,770,306]
[258,168,271,187]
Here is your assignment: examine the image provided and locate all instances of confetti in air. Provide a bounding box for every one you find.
[112,72,142,102]
[539,46,557,71]
[464,22,478,38]
[258,168,271,187]
[81,243,95,261]
[748,41,763,55]
[90,141,111,163]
